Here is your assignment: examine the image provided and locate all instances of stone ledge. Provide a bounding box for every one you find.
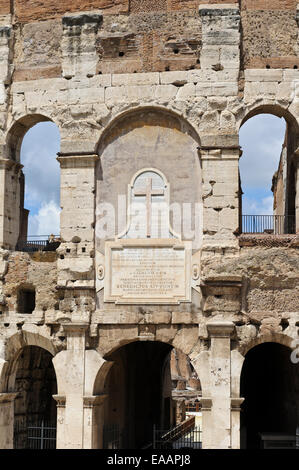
[239,234,299,248]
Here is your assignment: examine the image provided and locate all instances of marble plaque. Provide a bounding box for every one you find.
[104,239,192,304]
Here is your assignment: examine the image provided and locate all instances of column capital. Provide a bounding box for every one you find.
[206,321,235,337]
[199,147,242,161]
[57,153,99,168]
[231,397,244,411]
[62,322,89,334]
[0,392,19,403]
[0,158,23,171]
[83,394,108,408]
[53,394,66,408]
[198,397,212,410]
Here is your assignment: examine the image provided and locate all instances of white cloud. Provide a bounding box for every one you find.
[28,201,61,236]
[239,114,286,215]
[239,114,286,190]
[20,122,61,235]
[242,195,274,215]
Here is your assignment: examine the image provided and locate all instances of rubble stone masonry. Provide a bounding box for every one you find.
[0,0,298,450]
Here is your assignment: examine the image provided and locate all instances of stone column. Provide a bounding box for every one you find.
[206,321,235,449]
[0,392,18,448]
[83,394,107,449]
[0,159,22,250]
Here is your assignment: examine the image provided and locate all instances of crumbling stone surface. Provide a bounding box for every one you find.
[0,1,298,450]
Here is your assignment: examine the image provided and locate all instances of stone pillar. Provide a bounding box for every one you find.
[57,153,99,288]
[53,322,88,449]
[52,325,110,449]
[83,395,107,449]
[61,12,103,79]
[0,393,18,448]
[0,25,12,106]
[206,321,235,449]
[199,397,212,449]
[0,159,22,250]
[231,398,244,449]
[295,151,299,233]
[52,395,66,450]
[57,153,99,243]
[200,148,241,251]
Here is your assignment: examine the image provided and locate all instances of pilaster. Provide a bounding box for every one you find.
[206,320,235,449]
[0,392,18,448]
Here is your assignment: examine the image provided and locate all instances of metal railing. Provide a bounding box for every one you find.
[16,235,61,253]
[153,417,201,449]
[14,419,56,449]
[103,423,122,449]
[242,215,295,235]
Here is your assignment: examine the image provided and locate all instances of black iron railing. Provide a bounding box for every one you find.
[16,235,61,253]
[103,424,122,449]
[153,417,201,449]
[242,215,295,235]
[14,419,56,449]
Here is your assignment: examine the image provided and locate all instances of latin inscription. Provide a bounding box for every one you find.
[104,240,192,304]
[111,247,185,298]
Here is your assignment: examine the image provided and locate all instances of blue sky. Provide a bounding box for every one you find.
[21,122,60,236]
[20,114,286,236]
[239,114,286,215]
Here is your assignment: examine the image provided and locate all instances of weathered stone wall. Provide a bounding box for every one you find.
[0,0,298,450]
[1,1,299,84]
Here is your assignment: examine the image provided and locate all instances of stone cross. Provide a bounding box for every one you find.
[134,177,165,237]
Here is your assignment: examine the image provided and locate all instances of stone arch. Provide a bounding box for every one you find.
[97,335,203,387]
[6,113,61,163]
[1,330,59,393]
[231,333,295,400]
[94,338,203,449]
[239,336,299,449]
[240,332,294,357]
[1,113,61,250]
[238,103,298,235]
[95,105,202,251]
[0,331,60,449]
[239,103,299,133]
[97,105,201,154]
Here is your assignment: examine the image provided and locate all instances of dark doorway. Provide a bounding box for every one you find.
[240,342,299,449]
[103,341,173,449]
[13,346,57,448]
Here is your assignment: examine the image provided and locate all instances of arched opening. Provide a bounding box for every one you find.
[95,107,201,251]
[240,342,299,449]
[239,108,298,235]
[95,341,201,449]
[13,346,57,449]
[6,116,60,251]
